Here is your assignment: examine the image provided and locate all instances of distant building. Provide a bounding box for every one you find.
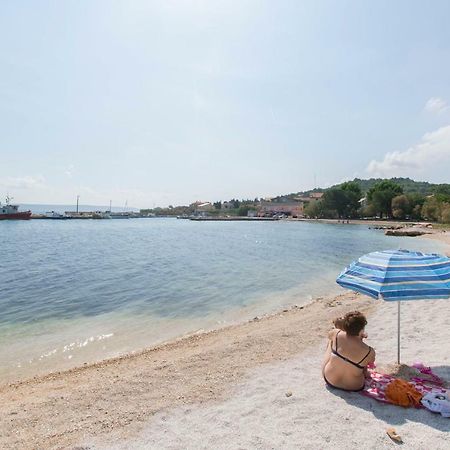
[190,201,214,210]
[294,192,324,203]
[190,201,214,216]
[196,202,214,211]
[259,201,304,217]
[310,192,324,199]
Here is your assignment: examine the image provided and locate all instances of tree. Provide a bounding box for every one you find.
[411,204,423,220]
[321,183,362,219]
[367,180,403,218]
[406,193,426,220]
[237,206,250,216]
[421,197,441,221]
[322,188,349,219]
[441,203,450,224]
[213,201,222,210]
[304,200,325,218]
[432,184,450,201]
[361,203,377,218]
[340,181,362,196]
[340,181,362,218]
[391,195,411,219]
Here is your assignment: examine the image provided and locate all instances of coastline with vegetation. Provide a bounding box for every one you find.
[11,177,449,225]
[140,177,450,226]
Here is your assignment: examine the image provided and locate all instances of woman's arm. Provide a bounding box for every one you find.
[367,347,376,364]
[363,348,376,378]
[322,329,337,370]
[328,328,337,340]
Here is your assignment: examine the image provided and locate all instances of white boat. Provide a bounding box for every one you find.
[92,211,112,219]
[45,211,69,220]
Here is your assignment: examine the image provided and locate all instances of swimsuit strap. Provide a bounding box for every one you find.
[332,330,370,370]
[333,330,340,351]
[356,346,373,365]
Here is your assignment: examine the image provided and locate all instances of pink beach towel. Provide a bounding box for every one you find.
[362,364,447,407]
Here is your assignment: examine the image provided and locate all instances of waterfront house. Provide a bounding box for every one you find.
[259,201,304,217]
[191,201,215,216]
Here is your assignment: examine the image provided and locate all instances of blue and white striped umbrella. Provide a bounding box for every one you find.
[336,249,450,362]
[337,249,450,301]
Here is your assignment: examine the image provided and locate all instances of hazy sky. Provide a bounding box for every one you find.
[1,0,450,208]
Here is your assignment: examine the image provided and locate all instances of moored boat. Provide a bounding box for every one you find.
[92,211,112,219]
[110,212,130,219]
[0,196,32,220]
[45,211,70,220]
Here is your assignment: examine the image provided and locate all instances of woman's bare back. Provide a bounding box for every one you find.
[323,329,375,391]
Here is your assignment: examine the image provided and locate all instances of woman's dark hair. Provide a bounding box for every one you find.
[341,311,367,336]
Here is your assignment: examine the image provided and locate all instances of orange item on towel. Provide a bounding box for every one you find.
[385,379,423,407]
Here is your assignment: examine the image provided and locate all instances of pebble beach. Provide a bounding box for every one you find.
[0,232,449,449]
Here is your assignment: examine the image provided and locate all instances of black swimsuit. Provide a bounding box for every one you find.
[323,330,372,392]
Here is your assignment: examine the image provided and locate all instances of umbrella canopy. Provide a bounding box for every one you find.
[336,249,450,363]
[337,249,450,301]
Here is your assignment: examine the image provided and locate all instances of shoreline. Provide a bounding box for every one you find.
[0,291,374,449]
[1,232,448,449]
[0,294,323,390]
[0,281,343,387]
[421,230,450,255]
[1,283,349,391]
[293,217,450,228]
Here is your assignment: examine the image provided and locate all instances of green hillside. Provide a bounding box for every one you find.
[278,177,447,201]
[344,178,437,195]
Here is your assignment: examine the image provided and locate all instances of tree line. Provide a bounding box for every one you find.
[140,198,261,217]
[304,180,450,223]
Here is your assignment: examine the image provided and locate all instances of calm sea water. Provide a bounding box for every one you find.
[0,219,445,383]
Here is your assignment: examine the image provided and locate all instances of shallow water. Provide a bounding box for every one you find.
[0,219,444,383]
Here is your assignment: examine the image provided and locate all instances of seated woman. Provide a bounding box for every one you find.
[322,311,375,392]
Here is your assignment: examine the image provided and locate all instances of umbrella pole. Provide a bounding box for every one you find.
[397,301,401,364]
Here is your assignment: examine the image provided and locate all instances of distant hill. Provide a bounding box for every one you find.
[275,178,445,202]
[345,178,437,195]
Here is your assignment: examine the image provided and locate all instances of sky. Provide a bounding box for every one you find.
[1,0,450,208]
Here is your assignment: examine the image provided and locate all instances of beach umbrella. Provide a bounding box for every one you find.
[336,249,450,364]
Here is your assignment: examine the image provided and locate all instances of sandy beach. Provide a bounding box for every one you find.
[1,232,449,450]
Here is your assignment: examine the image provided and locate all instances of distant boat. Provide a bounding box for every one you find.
[109,200,130,219]
[45,211,69,220]
[92,211,111,219]
[109,212,130,219]
[0,196,32,220]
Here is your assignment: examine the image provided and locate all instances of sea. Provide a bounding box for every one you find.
[0,218,445,384]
